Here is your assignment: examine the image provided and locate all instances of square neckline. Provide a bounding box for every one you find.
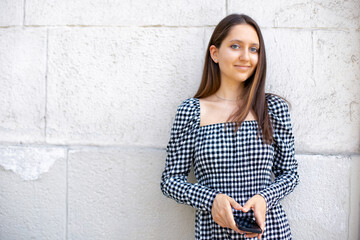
[193,98,258,128]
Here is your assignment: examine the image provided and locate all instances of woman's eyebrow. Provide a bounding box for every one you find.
[229,39,259,46]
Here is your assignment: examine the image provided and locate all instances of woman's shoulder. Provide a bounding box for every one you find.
[172,98,199,129]
[265,93,292,124]
[176,98,199,114]
[265,93,290,113]
[173,98,199,122]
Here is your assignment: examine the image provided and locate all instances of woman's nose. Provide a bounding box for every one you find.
[239,49,250,61]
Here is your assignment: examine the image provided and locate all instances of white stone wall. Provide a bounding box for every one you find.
[0,1,359,239]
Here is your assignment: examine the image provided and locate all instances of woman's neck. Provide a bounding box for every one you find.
[215,78,245,101]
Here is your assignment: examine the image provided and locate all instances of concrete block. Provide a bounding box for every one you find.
[228,0,359,29]
[261,28,314,153]
[26,0,225,26]
[0,0,23,26]
[0,147,66,240]
[281,155,351,240]
[306,30,359,153]
[0,28,46,143]
[311,0,360,29]
[47,27,205,147]
[349,155,360,240]
[228,0,313,28]
[68,147,195,240]
[262,28,359,154]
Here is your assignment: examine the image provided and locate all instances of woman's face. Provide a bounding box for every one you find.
[210,24,260,84]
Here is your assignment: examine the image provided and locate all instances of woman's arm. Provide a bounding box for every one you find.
[258,95,300,210]
[160,99,220,212]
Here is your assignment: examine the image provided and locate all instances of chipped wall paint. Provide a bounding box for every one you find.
[0,146,65,180]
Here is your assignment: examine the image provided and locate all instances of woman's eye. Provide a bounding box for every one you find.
[250,47,259,53]
[230,44,240,49]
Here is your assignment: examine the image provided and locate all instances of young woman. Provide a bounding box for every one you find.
[161,14,299,240]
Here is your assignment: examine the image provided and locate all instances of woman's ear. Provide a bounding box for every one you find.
[209,45,219,63]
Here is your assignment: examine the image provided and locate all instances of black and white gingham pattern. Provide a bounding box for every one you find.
[161,94,299,240]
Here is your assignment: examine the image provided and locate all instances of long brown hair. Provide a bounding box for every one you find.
[194,14,273,144]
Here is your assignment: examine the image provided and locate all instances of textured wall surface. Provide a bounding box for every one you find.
[0,0,359,239]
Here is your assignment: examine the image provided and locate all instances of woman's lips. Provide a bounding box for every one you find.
[234,65,250,70]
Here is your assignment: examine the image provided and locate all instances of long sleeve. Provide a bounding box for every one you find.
[258,95,300,211]
[160,99,219,212]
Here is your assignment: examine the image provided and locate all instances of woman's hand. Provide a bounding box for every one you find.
[241,194,267,239]
[211,193,247,235]
[211,194,267,239]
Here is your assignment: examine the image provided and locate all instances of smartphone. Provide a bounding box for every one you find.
[234,216,262,234]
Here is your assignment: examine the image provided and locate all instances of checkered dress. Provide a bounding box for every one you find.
[161,94,299,240]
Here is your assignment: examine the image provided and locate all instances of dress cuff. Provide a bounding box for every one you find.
[202,189,221,213]
[257,189,274,211]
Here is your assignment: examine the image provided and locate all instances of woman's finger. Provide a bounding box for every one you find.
[242,197,254,212]
[227,217,242,234]
[222,203,245,235]
[254,209,265,231]
[229,197,242,211]
[245,232,258,238]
